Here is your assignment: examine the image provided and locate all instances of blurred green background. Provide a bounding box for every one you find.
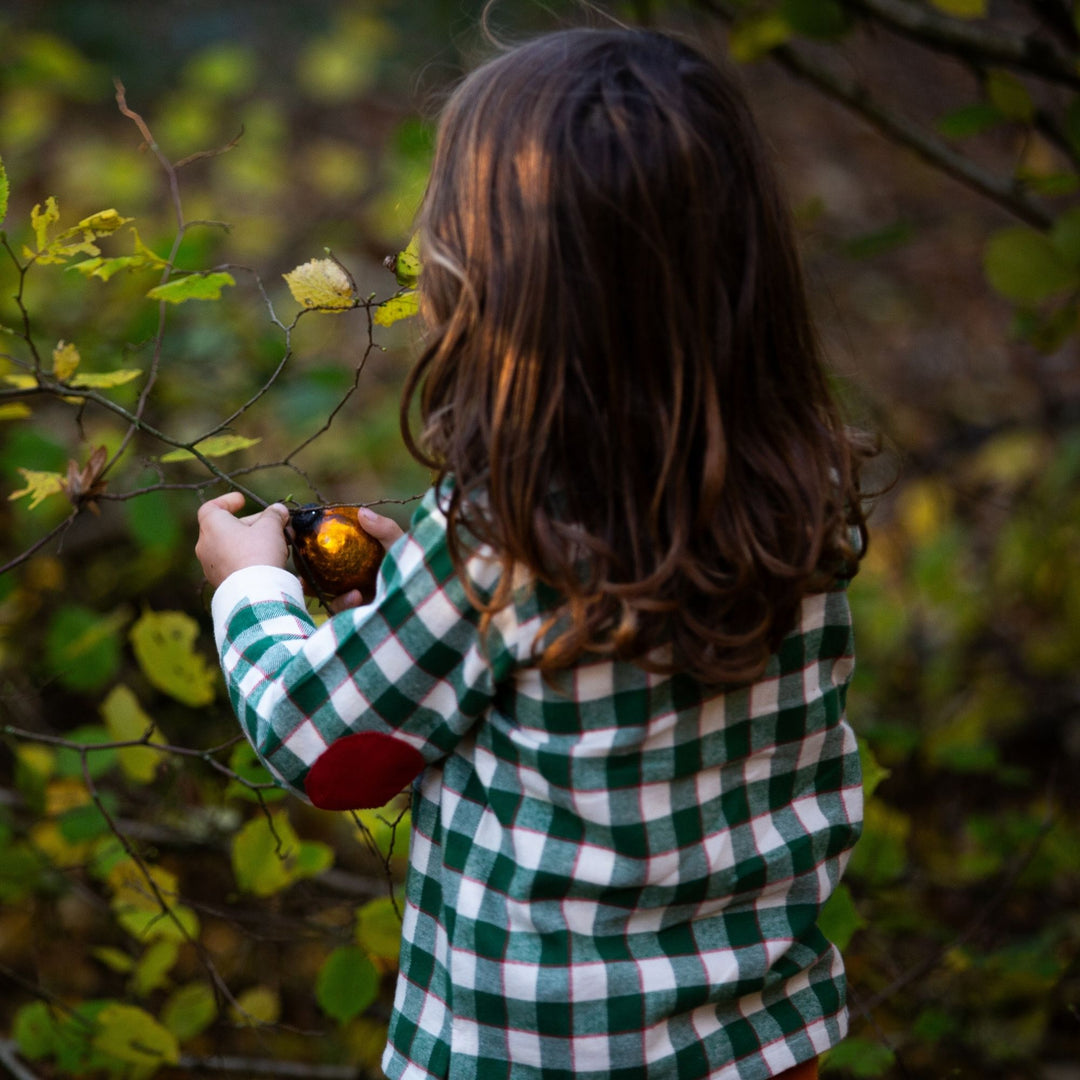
[1,2,1078,1078]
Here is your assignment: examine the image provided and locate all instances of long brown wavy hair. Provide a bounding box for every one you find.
[402,27,870,686]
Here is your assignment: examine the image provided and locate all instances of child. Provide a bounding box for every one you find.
[196,27,868,1080]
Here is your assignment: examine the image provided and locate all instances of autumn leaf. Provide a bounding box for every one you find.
[76,209,132,234]
[31,197,60,252]
[9,469,66,509]
[384,234,421,288]
[129,609,216,707]
[61,445,109,513]
[52,341,80,381]
[159,433,260,462]
[373,291,418,327]
[283,257,357,310]
[146,272,235,304]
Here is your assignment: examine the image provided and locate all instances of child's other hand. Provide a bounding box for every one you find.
[196,492,290,588]
[325,506,405,612]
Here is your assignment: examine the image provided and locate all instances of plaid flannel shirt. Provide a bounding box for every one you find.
[211,485,863,1080]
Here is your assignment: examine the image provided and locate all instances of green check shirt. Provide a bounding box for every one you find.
[211,485,863,1080]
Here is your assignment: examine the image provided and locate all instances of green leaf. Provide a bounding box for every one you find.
[316,945,379,1024]
[91,1003,180,1069]
[132,939,180,997]
[779,0,850,38]
[728,12,791,62]
[986,70,1034,122]
[225,740,286,803]
[45,607,126,694]
[821,1036,895,1076]
[392,234,421,288]
[373,291,419,327]
[295,839,335,879]
[54,723,118,779]
[1051,206,1080,267]
[928,0,986,15]
[857,736,891,800]
[159,433,260,463]
[161,982,217,1042]
[0,154,8,227]
[59,796,117,842]
[129,609,216,707]
[231,811,301,896]
[146,271,235,304]
[0,844,44,902]
[93,946,136,974]
[101,684,165,784]
[936,102,1002,138]
[819,882,866,951]
[984,227,1079,303]
[355,895,403,961]
[13,1001,58,1061]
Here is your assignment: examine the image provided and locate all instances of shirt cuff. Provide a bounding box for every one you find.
[210,565,306,653]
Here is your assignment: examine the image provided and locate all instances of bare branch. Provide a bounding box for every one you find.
[841,0,1080,89]
[696,0,1056,229]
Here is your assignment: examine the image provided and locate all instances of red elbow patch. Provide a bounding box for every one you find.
[305,731,426,811]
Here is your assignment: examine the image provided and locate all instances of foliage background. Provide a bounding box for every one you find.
[1,1,1078,1078]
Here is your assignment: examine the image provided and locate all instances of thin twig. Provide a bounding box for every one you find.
[697,0,1056,229]
[841,0,1080,89]
[176,1053,360,1079]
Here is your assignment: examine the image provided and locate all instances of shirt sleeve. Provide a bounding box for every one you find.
[210,490,518,811]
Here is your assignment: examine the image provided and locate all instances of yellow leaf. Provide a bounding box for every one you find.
[92,1003,179,1068]
[77,209,133,234]
[729,12,791,63]
[0,403,31,421]
[230,986,281,1026]
[928,0,987,16]
[69,369,141,389]
[52,341,80,380]
[896,479,951,546]
[283,257,357,310]
[159,433,259,462]
[108,858,181,914]
[45,777,91,816]
[3,374,37,390]
[129,609,216,706]
[17,744,55,782]
[30,196,60,251]
[100,684,166,784]
[29,820,94,868]
[373,291,419,327]
[9,468,65,509]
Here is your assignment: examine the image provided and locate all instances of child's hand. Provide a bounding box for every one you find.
[196,492,290,588]
[325,506,405,612]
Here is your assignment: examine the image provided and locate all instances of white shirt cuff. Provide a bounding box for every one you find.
[211,565,306,653]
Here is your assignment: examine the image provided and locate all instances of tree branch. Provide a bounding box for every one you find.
[841,0,1080,89]
[697,0,1056,229]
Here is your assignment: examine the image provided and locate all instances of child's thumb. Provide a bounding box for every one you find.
[358,506,405,547]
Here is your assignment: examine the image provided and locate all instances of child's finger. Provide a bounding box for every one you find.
[197,491,246,523]
[358,506,405,548]
[240,503,289,527]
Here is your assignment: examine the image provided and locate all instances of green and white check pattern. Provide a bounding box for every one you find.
[211,486,863,1080]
